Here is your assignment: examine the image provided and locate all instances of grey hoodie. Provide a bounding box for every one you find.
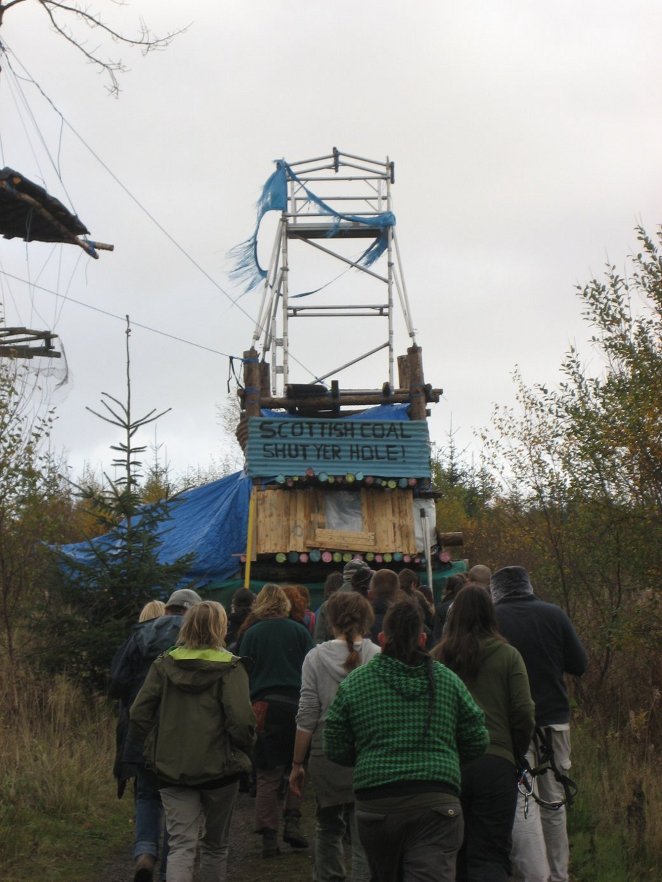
[296,637,380,807]
[297,638,380,753]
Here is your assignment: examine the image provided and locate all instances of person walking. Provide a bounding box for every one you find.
[367,568,404,643]
[289,591,380,882]
[129,601,256,882]
[225,588,255,650]
[432,573,468,644]
[139,600,166,622]
[315,558,372,642]
[466,564,492,590]
[325,598,489,882]
[433,585,535,881]
[491,566,587,882]
[237,583,315,856]
[110,588,202,882]
[398,568,434,635]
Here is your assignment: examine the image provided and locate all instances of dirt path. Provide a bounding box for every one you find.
[97,789,316,882]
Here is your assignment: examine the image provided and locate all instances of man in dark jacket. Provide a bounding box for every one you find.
[491,566,587,882]
[109,588,201,882]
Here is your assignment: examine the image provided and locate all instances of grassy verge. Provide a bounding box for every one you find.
[0,669,133,882]
[568,715,661,882]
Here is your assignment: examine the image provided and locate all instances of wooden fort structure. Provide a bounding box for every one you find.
[234,150,462,587]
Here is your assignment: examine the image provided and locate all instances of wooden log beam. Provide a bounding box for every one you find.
[407,345,427,420]
[242,348,261,417]
[438,531,464,547]
[242,386,442,410]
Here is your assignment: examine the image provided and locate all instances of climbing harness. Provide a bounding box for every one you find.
[517,726,578,818]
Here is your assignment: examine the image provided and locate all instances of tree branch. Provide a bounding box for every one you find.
[1,0,187,95]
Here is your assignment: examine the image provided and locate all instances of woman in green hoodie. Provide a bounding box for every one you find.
[433,585,535,882]
[325,598,488,882]
[130,601,256,882]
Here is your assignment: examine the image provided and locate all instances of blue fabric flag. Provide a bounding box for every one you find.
[229,160,395,294]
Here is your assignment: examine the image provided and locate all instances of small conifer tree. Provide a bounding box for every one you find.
[52,319,195,688]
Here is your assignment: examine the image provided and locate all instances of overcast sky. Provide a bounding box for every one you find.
[1,1,660,483]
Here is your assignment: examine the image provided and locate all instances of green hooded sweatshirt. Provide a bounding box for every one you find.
[129,647,256,787]
[325,654,488,796]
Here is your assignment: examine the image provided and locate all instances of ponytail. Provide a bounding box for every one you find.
[383,599,435,739]
[326,592,374,671]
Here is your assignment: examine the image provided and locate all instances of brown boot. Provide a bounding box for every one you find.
[134,853,156,882]
[261,828,280,858]
[283,810,309,849]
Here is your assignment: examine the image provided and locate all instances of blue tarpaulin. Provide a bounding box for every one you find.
[260,403,411,421]
[58,471,252,589]
[228,160,395,294]
[57,407,426,592]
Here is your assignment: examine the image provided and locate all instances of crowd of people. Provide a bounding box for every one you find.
[110,560,586,882]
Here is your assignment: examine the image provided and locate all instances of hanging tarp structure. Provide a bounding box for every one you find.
[229,159,396,293]
[58,471,253,589]
[56,406,428,591]
[0,167,101,257]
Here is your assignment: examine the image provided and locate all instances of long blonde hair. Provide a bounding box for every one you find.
[177,601,228,649]
[139,600,166,622]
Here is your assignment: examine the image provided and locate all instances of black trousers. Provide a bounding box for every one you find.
[457,754,518,882]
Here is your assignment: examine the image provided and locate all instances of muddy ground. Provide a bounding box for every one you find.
[97,788,319,882]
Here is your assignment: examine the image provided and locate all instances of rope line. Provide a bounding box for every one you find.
[2,44,256,319]
[0,43,320,383]
[2,51,77,212]
[0,270,238,359]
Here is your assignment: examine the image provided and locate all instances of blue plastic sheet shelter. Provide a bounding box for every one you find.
[58,471,252,589]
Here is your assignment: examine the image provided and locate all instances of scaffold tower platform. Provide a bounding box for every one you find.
[247,149,418,395]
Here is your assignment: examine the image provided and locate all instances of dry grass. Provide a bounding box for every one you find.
[1,665,660,882]
[0,666,132,882]
[569,712,662,881]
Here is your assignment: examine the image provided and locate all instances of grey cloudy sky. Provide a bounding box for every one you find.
[1,1,660,480]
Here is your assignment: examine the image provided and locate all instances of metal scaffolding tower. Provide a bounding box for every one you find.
[250,149,417,396]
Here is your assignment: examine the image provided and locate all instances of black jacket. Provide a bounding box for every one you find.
[109,614,184,793]
[494,594,586,726]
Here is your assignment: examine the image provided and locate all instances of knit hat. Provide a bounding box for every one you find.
[351,567,375,595]
[490,567,533,604]
[165,588,202,610]
[343,558,371,579]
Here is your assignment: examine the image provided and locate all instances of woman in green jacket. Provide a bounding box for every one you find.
[433,585,535,882]
[130,601,256,882]
[325,598,488,882]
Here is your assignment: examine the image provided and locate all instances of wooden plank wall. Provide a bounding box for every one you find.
[255,487,417,554]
